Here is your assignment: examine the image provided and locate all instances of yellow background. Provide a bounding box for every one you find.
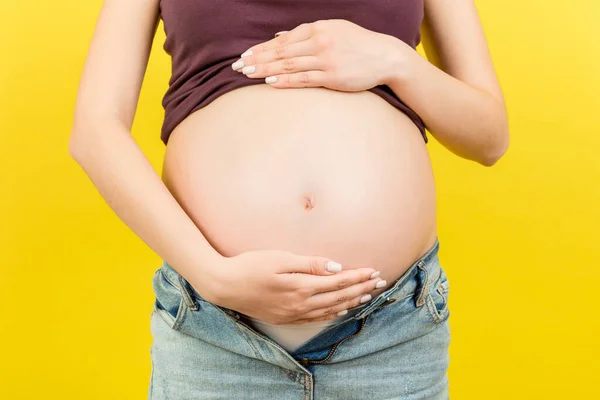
[1,0,598,398]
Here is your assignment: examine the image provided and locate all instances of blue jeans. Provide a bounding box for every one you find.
[149,237,450,399]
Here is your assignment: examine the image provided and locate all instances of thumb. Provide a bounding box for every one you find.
[280,255,342,276]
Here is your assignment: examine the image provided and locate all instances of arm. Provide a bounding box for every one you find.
[68,0,224,302]
[385,0,509,166]
[230,14,508,165]
[68,0,382,322]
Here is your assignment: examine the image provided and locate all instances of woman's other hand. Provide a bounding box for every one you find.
[231,19,402,92]
[198,249,385,325]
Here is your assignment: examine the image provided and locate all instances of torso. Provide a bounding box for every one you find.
[162,83,437,300]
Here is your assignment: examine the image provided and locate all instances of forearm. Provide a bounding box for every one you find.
[384,38,509,166]
[68,122,225,302]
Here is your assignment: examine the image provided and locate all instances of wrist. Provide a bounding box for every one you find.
[380,35,415,88]
[187,252,230,305]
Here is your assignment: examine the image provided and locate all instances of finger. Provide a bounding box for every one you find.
[264,70,329,88]
[235,38,318,73]
[240,54,322,79]
[287,300,372,325]
[287,284,385,324]
[306,275,387,311]
[276,255,350,276]
[286,313,341,325]
[297,291,373,322]
[240,23,313,57]
[306,267,380,294]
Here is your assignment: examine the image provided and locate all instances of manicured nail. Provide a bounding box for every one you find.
[241,49,253,57]
[375,280,387,289]
[265,76,277,84]
[231,60,244,70]
[242,65,256,74]
[337,310,348,316]
[370,271,380,279]
[360,294,372,304]
[326,261,342,272]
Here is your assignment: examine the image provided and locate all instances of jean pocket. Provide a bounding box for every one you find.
[425,268,450,324]
[152,267,198,331]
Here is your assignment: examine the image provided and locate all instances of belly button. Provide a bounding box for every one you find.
[302,192,316,211]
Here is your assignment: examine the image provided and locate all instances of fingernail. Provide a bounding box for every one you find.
[375,280,387,289]
[360,294,372,304]
[242,65,256,74]
[241,49,253,57]
[337,310,348,316]
[265,76,277,84]
[326,261,342,272]
[231,60,244,70]
[370,271,380,279]
[275,31,289,37]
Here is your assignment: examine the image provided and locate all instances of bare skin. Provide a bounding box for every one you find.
[162,84,438,323]
[69,0,507,324]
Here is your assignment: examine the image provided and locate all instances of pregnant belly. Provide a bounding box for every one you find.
[162,83,438,298]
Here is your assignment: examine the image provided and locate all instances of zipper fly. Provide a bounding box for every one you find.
[300,316,368,366]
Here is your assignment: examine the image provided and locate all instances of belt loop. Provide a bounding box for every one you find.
[414,260,429,307]
[178,275,200,311]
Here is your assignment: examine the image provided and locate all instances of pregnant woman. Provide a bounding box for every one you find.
[69,0,508,398]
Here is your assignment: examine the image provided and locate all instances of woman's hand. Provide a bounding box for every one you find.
[202,249,385,325]
[231,19,402,92]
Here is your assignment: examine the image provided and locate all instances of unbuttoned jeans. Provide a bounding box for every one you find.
[149,237,450,399]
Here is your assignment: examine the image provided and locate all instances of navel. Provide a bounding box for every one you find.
[302,192,316,211]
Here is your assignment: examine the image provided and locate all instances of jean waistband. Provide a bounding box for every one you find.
[159,236,440,321]
[348,236,441,320]
[288,237,442,355]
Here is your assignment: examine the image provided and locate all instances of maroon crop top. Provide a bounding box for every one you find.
[158,0,427,145]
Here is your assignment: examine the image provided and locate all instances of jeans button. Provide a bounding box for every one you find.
[382,298,397,306]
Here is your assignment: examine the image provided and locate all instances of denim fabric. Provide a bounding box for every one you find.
[148,237,450,399]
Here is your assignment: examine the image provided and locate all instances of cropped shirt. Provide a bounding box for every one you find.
[158,0,427,144]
